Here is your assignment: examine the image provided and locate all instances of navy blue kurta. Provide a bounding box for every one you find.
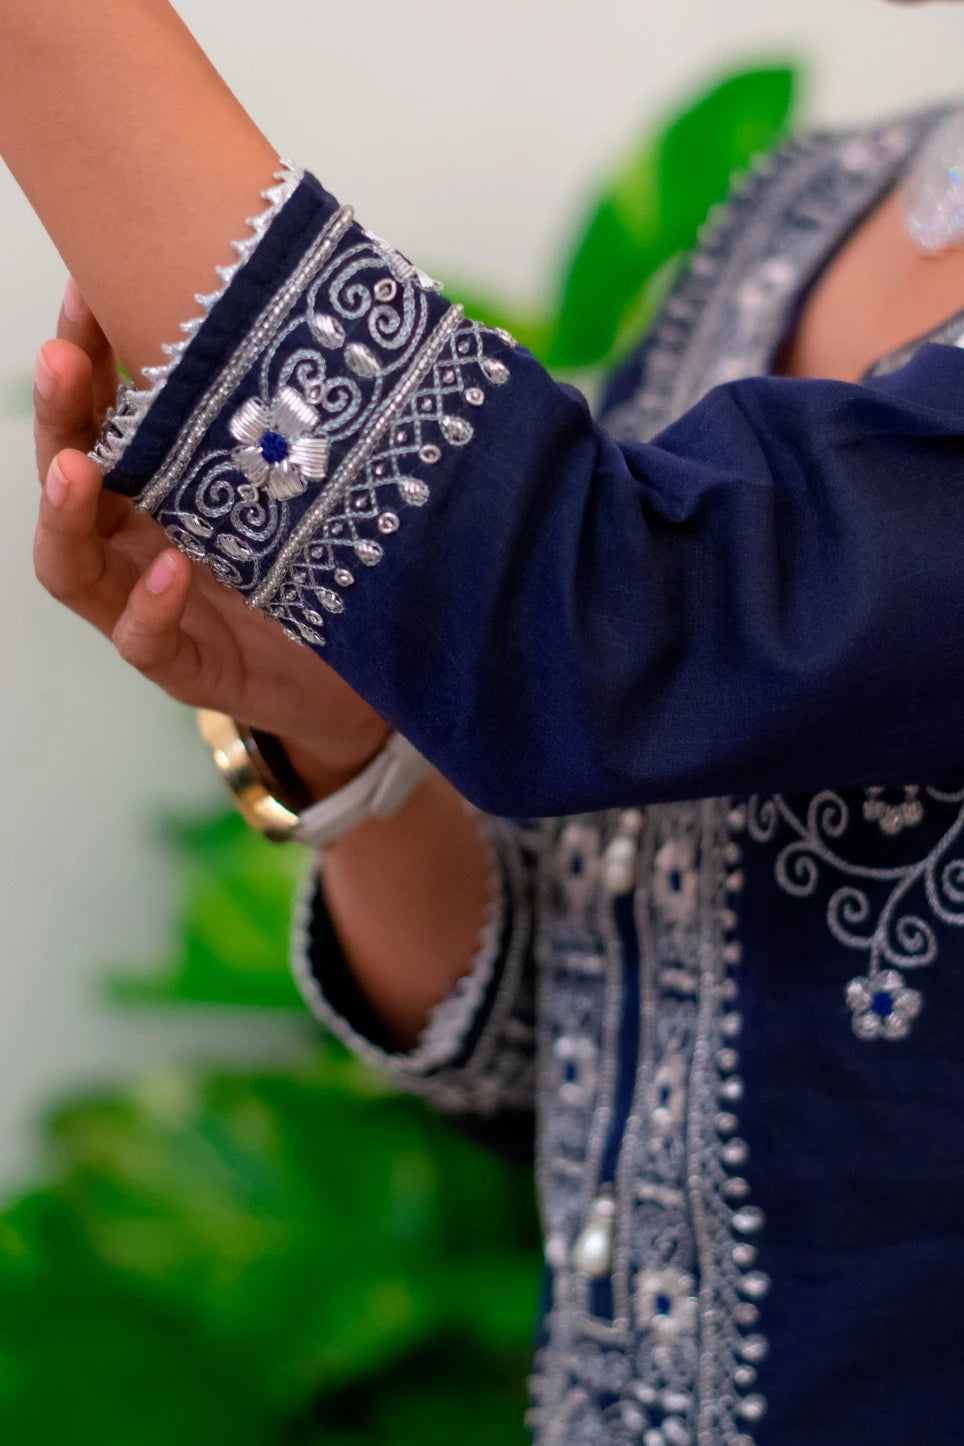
[97,109,964,1443]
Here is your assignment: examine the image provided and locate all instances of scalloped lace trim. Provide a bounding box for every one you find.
[90,159,303,475]
[290,811,507,1078]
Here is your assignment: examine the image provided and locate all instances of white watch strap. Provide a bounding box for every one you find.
[292,733,432,849]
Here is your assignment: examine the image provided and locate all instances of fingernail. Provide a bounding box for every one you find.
[35,345,58,400]
[63,277,87,323]
[45,457,68,508]
[146,552,178,595]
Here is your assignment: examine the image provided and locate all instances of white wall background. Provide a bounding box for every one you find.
[1,0,962,1188]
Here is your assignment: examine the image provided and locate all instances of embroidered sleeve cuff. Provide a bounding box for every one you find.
[92,162,516,648]
[290,818,536,1118]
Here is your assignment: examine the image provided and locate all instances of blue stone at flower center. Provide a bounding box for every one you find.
[260,430,289,464]
[871,990,894,1018]
[655,1294,673,1315]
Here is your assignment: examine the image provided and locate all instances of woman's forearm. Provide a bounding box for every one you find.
[0,0,276,380]
[308,771,493,1051]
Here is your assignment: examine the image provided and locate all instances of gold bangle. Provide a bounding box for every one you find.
[197,709,301,843]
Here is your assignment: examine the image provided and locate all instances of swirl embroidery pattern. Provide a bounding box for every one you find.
[746,788,964,1039]
[125,197,514,645]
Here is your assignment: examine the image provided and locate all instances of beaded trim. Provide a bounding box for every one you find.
[529,802,767,1445]
[94,182,516,648]
[90,160,303,475]
[291,816,537,1116]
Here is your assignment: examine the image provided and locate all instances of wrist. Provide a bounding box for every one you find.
[276,722,393,802]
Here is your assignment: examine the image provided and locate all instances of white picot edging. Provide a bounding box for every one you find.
[90,160,304,476]
[290,812,508,1080]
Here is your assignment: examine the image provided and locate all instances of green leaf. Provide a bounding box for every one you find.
[31,1061,539,1414]
[656,65,797,253]
[0,1194,279,1444]
[546,63,799,370]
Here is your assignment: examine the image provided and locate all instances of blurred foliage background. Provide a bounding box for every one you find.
[0,62,799,1443]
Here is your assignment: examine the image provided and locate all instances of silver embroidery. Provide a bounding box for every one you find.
[229,387,330,500]
[747,788,964,1039]
[111,203,512,638]
[530,802,769,1445]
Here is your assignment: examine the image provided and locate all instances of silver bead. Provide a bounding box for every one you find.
[334,568,355,587]
[661,1392,691,1415]
[345,342,381,378]
[306,610,325,626]
[398,476,431,507]
[740,1334,770,1364]
[183,514,214,538]
[715,1112,739,1136]
[602,836,638,895]
[728,806,747,832]
[216,534,254,560]
[722,1138,749,1167]
[378,511,401,534]
[354,539,384,566]
[732,1243,757,1269]
[317,588,345,614]
[717,1048,740,1073]
[464,386,485,406]
[314,313,345,348]
[732,1206,765,1234]
[663,1419,691,1446]
[726,871,745,894]
[719,1076,744,1102]
[441,415,474,445]
[740,1271,771,1300]
[441,369,457,384]
[373,277,398,302]
[733,1365,757,1389]
[419,444,442,465]
[723,942,743,965]
[737,1394,767,1424]
[733,1301,759,1327]
[723,1176,751,1202]
[482,357,510,385]
[722,1012,743,1039]
[572,1194,615,1278]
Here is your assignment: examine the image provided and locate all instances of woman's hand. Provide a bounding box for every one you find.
[32,282,391,798]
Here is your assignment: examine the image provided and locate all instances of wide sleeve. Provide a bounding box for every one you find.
[291,815,539,1152]
[94,163,964,816]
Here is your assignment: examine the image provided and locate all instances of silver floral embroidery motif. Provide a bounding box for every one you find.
[747,788,964,1040]
[845,970,923,1041]
[119,209,513,643]
[229,387,330,501]
[862,785,925,837]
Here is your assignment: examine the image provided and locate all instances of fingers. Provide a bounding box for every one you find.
[57,279,119,420]
[33,449,129,633]
[33,339,98,481]
[34,279,121,483]
[111,548,195,678]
